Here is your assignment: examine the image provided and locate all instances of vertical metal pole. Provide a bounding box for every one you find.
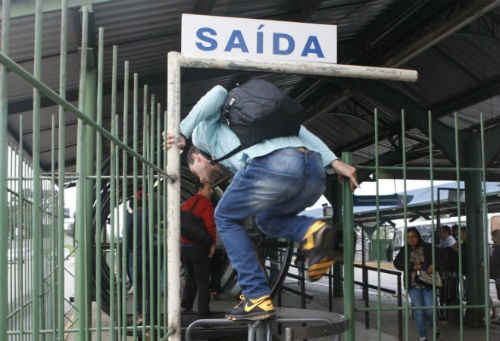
[400,109,408,341]
[148,94,156,338]
[17,118,26,340]
[480,113,490,341]
[167,51,182,340]
[343,152,355,341]
[121,60,130,339]
[131,72,139,339]
[109,45,118,340]
[427,110,439,339]
[75,5,89,340]
[140,85,148,340]
[162,108,169,334]
[32,1,44,338]
[109,115,118,340]
[374,108,381,340]
[51,116,57,341]
[95,26,105,341]
[0,0,11,337]
[452,113,463,335]
[57,1,68,340]
[84,64,97,341]
[156,102,163,337]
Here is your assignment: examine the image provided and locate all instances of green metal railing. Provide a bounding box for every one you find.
[1,1,170,340]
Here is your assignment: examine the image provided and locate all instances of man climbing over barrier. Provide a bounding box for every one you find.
[165,79,359,321]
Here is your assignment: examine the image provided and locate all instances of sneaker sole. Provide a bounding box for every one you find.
[305,223,343,281]
[308,257,336,282]
[225,312,276,321]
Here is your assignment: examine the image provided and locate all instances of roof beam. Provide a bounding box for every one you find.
[382,0,500,68]
[303,0,500,119]
[431,77,500,117]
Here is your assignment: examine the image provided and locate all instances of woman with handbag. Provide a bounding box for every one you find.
[394,227,440,341]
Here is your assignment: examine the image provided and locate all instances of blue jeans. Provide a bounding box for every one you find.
[408,287,435,338]
[215,147,326,299]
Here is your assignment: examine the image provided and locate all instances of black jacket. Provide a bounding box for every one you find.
[393,242,444,286]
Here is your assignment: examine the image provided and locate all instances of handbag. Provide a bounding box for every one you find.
[416,269,443,288]
[180,197,212,248]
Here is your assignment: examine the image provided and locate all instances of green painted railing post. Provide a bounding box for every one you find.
[57,2,69,339]
[84,64,97,341]
[0,0,11,339]
[32,1,44,338]
[342,151,355,341]
[75,5,90,341]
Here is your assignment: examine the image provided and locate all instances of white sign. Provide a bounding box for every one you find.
[181,14,337,64]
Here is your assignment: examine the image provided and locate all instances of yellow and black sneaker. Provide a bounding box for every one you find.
[225,294,275,321]
[301,221,343,282]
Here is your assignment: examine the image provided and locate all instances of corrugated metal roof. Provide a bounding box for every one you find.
[1,0,499,180]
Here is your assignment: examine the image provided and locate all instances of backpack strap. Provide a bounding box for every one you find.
[210,145,243,164]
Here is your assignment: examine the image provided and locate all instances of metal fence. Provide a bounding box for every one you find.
[1,1,499,341]
[1,1,170,340]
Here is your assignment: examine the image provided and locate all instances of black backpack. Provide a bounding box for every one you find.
[213,78,303,163]
[180,197,212,248]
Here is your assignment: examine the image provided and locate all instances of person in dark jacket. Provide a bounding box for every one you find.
[394,227,440,341]
[125,190,159,337]
[491,229,500,314]
[180,182,216,318]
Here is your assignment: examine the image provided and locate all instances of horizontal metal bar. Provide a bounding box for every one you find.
[177,53,418,82]
[0,51,175,181]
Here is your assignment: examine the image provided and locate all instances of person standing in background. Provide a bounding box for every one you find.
[394,227,440,341]
[490,226,500,320]
[209,230,225,300]
[181,182,216,319]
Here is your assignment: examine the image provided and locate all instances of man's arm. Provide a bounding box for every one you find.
[179,85,228,139]
[299,126,359,192]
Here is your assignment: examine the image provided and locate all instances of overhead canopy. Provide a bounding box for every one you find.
[3,0,500,183]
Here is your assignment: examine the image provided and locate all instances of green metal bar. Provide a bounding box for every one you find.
[427,110,438,341]
[95,25,105,341]
[452,113,464,340]
[401,109,410,341]
[109,114,118,340]
[75,5,89,340]
[140,88,149,340]
[51,115,57,341]
[121,60,130,340]
[156,102,163,338]
[480,113,491,341]
[375,109,382,340]
[131,72,139,339]
[32,1,44,338]
[0,52,172,180]
[84,64,97,341]
[0,0,11,337]
[148,94,157,339]
[162,108,169,334]
[17,119,26,340]
[108,45,118,340]
[57,1,68,339]
[343,151,355,341]
[355,165,497,173]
